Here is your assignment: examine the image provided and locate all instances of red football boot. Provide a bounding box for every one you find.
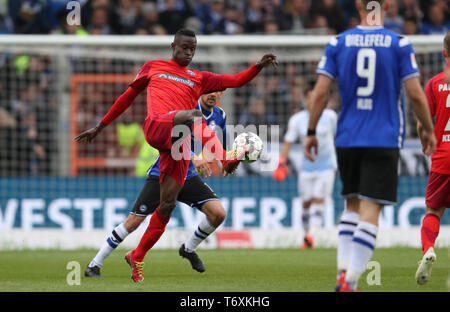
[301,234,314,249]
[338,281,361,292]
[222,149,247,175]
[335,270,346,291]
[125,251,145,283]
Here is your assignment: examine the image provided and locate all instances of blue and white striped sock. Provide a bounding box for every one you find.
[337,211,360,273]
[346,221,378,290]
[184,217,216,253]
[90,223,129,267]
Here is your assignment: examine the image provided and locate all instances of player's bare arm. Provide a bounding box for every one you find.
[404,77,437,156]
[304,75,333,161]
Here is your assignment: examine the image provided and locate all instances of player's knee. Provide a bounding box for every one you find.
[212,208,226,225]
[160,198,177,216]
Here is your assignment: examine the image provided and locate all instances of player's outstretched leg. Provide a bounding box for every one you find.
[127,174,180,282]
[416,209,443,285]
[179,201,226,272]
[85,220,137,277]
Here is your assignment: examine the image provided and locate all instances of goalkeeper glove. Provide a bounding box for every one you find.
[272,157,288,181]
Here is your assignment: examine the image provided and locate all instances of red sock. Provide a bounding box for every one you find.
[132,207,170,261]
[191,117,226,161]
[421,213,440,254]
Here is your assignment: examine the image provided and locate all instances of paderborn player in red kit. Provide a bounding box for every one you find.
[75,29,278,282]
[415,31,450,286]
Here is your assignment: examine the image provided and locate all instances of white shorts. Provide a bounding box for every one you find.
[299,169,335,201]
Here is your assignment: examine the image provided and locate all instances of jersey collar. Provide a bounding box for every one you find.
[169,58,188,70]
[357,25,385,30]
[197,100,213,120]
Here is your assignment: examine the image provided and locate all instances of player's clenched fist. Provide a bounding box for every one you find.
[255,54,278,69]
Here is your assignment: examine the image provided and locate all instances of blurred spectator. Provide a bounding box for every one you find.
[111,0,139,34]
[135,2,166,35]
[264,18,280,34]
[195,0,226,34]
[0,0,14,34]
[245,0,265,33]
[239,96,277,128]
[158,0,194,34]
[275,0,312,33]
[87,6,112,34]
[384,0,404,33]
[223,5,245,34]
[420,3,450,35]
[2,0,448,35]
[403,17,419,35]
[9,0,52,34]
[51,8,89,35]
[399,0,422,21]
[2,84,47,176]
[307,14,330,34]
[312,0,346,34]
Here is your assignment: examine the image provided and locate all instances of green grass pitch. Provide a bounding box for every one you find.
[0,248,448,292]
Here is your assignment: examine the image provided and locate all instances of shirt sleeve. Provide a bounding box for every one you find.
[424,78,436,118]
[397,37,420,82]
[129,61,152,91]
[317,36,339,80]
[200,71,226,94]
[284,114,300,143]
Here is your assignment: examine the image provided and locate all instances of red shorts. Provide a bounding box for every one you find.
[142,112,191,187]
[425,171,450,209]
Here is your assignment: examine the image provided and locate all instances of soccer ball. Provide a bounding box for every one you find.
[232,132,263,163]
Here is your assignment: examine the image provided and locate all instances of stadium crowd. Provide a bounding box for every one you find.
[0,0,449,36]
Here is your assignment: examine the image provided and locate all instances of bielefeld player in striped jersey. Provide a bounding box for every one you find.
[305,0,436,291]
[415,31,450,286]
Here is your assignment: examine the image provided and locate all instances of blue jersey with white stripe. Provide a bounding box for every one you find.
[147,100,227,180]
[317,26,420,148]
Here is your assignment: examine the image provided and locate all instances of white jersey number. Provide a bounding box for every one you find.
[445,94,450,131]
[356,48,376,97]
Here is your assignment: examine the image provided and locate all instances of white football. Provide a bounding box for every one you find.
[232,132,263,163]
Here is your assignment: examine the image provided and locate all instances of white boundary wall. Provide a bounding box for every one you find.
[1,227,450,250]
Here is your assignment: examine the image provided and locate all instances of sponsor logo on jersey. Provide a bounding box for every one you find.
[187,70,196,76]
[157,73,195,88]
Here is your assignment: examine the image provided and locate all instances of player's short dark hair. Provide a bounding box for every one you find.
[174,29,196,41]
[444,31,450,54]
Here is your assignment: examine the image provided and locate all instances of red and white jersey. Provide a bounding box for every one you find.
[425,71,450,174]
